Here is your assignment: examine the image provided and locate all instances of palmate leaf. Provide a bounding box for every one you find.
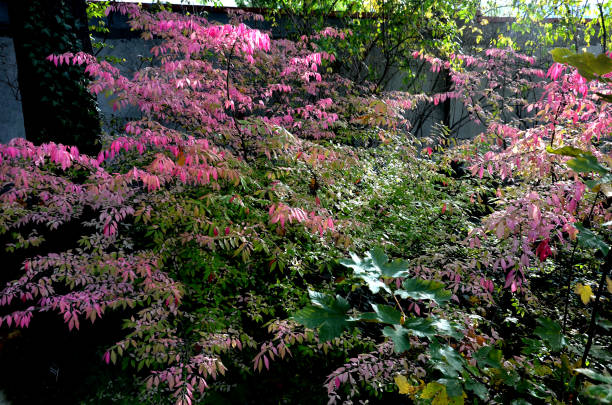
[575,369,612,404]
[546,145,586,157]
[574,223,610,256]
[567,154,609,175]
[551,48,612,80]
[382,317,461,353]
[474,346,503,373]
[382,325,412,353]
[358,304,402,324]
[429,342,465,378]
[395,278,452,306]
[533,317,565,351]
[339,247,410,294]
[292,291,354,341]
[585,175,612,190]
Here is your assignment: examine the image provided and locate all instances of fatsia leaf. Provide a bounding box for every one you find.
[358,304,402,324]
[429,343,465,378]
[474,346,503,369]
[534,317,565,351]
[369,247,410,277]
[574,370,612,403]
[421,382,449,404]
[339,247,409,294]
[575,368,612,384]
[395,278,452,306]
[567,155,609,175]
[582,383,612,404]
[438,378,464,398]
[292,291,354,341]
[585,175,612,190]
[382,325,411,353]
[465,379,488,401]
[574,223,610,256]
[430,318,462,339]
[546,145,587,157]
[551,49,612,80]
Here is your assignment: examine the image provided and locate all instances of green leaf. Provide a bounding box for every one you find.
[402,317,437,337]
[292,291,354,341]
[567,155,609,175]
[596,317,612,330]
[339,247,410,294]
[533,317,565,351]
[396,278,452,305]
[585,174,612,190]
[574,223,610,256]
[429,342,465,378]
[551,48,612,80]
[438,378,463,398]
[575,368,612,384]
[382,325,411,353]
[465,379,488,400]
[596,92,612,102]
[546,145,587,157]
[360,304,402,324]
[474,346,503,369]
[550,47,575,62]
[582,383,612,404]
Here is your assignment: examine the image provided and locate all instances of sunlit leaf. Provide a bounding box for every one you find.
[575,283,593,305]
[339,247,410,294]
[567,155,609,175]
[394,374,418,395]
[396,278,452,305]
[546,145,587,157]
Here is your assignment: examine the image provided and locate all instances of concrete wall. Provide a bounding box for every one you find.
[0,36,25,143]
[0,6,604,145]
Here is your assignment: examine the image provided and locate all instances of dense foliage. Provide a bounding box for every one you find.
[0,2,611,405]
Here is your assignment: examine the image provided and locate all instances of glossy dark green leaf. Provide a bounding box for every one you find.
[339,247,410,294]
[474,346,503,369]
[585,174,612,189]
[533,317,565,351]
[429,342,465,378]
[465,379,488,400]
[368,304,402,324]
[574,223,610,256]
[396,278,452,305]
[575,368,612,384]
[567,155,609,175]
[382,325,411,353]
[438,378,463,397]
[292,291,354,341]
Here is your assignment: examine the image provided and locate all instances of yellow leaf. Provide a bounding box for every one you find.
[575,283,593,305]
[421,382,449,404]
[607,277,612,294]
[394,375,418,395]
